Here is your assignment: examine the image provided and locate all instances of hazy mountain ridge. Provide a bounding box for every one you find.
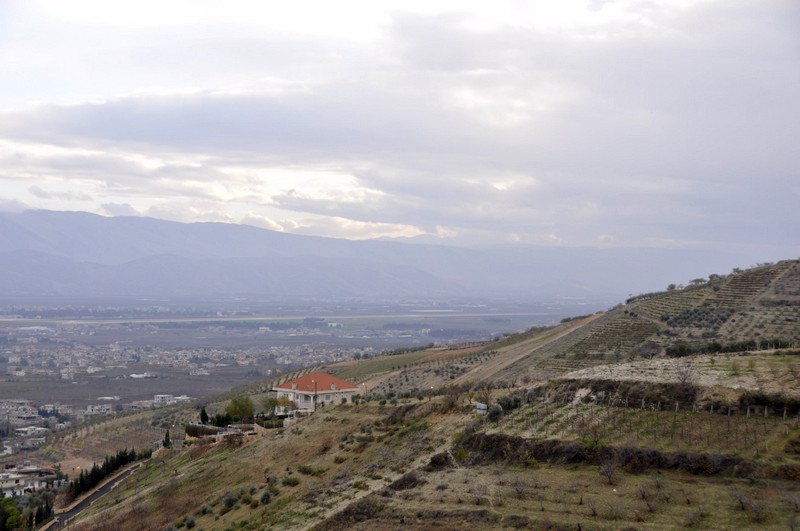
[0,210,779,301]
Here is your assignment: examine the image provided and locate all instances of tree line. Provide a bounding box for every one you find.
[666,338,797,357]
[68,448,152,500]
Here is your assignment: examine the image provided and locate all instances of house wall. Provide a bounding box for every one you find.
[275,389,357,411]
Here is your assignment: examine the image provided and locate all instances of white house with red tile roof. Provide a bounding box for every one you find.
[273,372,359,412]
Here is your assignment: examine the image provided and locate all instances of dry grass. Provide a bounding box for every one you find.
[354,463,800,530]
[558,351,800,397]
[70,402,459,530]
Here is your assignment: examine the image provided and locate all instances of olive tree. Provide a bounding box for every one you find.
[226,396,255,422]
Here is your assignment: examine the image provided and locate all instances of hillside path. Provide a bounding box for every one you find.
[453,314,601,386]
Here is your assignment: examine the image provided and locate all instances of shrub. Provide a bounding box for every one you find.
[424,452,453,471]
[605,501,624,520]
[223,433,244,446]
[185,424,223,438]
[776,464,800,481]
[223,493,237,508]
[388,471,424,491]
[257,418,284,429]
[504,515,530,528]
[453,447,468,462]
[742,392,800,415]
[487,404,504,422]
[282,476,300,486]
[185,517,196,529]
[383,404,418,426]
[260,491,272,504]
[496,395,522,412]
[297,464,326,476]
[317,497,387,529]
[511,479,527,499]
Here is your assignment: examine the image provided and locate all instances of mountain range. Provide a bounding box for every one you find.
[0,210,777,302]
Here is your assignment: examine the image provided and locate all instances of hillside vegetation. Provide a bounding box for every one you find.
[62,259,800,530]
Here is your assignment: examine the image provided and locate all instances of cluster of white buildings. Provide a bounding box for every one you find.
[153,394,192,407]
[0,393,192,461]
[0,461,64,497]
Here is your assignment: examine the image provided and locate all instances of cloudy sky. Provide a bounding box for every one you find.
[0,0,798,256]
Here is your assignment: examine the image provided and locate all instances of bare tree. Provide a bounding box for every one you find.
[749,499,768,523]
[465,388,475,405]
[676,361,695,386]
[732,490,749,511]
[511,478,527,500]
[441,385,461,411]
[479,383,493,405]
[599,460,617,485]
[638,341,661,360]
[576,417,604,446]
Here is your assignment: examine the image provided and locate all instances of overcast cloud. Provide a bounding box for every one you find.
[0,0,798,256]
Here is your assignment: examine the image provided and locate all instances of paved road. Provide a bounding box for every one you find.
[50,463,141,529]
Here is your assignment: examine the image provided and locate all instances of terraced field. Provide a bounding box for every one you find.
[360,349,502,397]
[719,306,800,342]
[631,287,710,321]
[497,399,800,460]
[705,262,792,309]
[769,261,800,299]
[558,352,800,398]
[564,314,659,359]
[621,262,799,346]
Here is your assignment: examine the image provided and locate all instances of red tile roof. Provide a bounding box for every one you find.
[274,372,358,393]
